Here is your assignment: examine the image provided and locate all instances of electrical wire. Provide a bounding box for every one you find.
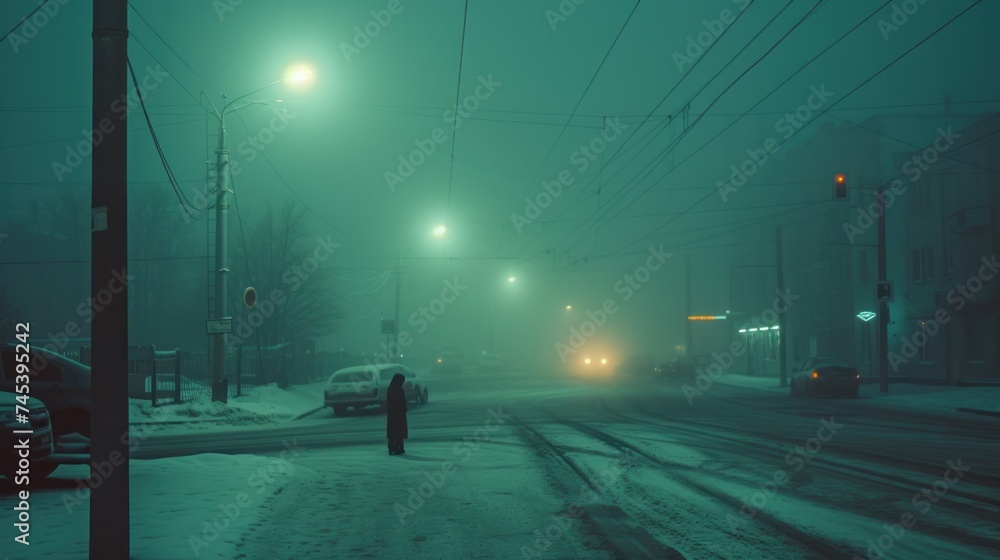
[444,0,470,228]
[0,0,52,44]
[127,56,204,221]
[232,110,354,239]
[512,0,643,209]
[127,1,215,94]
[602,0,984,261]
[547,0,826,260]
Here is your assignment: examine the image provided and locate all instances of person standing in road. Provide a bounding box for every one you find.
[386,373,408,455]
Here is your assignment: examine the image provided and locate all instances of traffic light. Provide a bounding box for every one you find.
[876,280,893,302]
[833,173,848,200]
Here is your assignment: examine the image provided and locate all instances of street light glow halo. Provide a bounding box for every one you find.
[283,62,315,88]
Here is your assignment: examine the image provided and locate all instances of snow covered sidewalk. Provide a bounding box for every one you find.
[231,433,607,559]
[127,382,326,433]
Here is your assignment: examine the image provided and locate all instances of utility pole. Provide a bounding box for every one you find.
[487,296,494,355]
[686,253,693,357]
[992,170,1000,375]
[393,262,401,360]
[91,0,129,557]
[211,95,230,403]
[878,183,889,393]
[776,225,787,387]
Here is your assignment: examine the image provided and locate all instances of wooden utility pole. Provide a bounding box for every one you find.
[91,0,129,557]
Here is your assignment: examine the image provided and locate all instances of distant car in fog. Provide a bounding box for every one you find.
[477,352,503,373]
[657,356,696,380]
[789,357,860,398]
[430,350,464,374]
[324,364,428,416]
[615,355,657,377]
[564,347,616,378]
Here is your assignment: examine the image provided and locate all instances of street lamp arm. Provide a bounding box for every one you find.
[223,80,282,113]
[200,91,222,121]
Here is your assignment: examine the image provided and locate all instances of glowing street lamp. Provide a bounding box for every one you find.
[507,276,517,283]
[282,63,315,88]
[432,224,447,237]
[203,62,315,402]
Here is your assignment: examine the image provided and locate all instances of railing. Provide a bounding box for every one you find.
[78,343,294,405]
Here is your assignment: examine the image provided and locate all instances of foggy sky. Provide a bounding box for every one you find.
[1,0,997,359]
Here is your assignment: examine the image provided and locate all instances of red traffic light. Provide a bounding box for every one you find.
[833,173,848,200]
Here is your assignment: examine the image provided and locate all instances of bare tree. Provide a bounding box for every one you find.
[231,199,344,347]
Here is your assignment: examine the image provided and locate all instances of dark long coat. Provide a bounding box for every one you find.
[386,373,408,440]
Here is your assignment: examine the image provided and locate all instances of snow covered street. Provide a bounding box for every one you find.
[4,368,999,559]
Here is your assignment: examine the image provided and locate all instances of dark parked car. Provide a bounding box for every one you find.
[477,352,503,373]
[790,357,861,398]
[1,391,56,481]
[0,343,91,443]
[657,356,696,379]
[615,355,657,377]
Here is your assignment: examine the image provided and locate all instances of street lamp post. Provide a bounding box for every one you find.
[203,64,314,402]
[392,225,446,361]
[393,243,411,361]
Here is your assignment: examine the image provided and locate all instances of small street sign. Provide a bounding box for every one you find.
[206,318,233,334]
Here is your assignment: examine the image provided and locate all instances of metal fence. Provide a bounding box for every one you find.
[78,342,293,406]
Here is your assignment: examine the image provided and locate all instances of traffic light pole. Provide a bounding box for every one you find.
[877,182,889,393]
[776,225,787,387]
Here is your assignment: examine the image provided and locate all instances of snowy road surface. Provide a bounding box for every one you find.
[3,368,998,559]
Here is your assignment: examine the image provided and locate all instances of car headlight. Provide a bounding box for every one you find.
[0,410,17,423]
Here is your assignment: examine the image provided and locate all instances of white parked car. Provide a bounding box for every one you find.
[324,363,428,416]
